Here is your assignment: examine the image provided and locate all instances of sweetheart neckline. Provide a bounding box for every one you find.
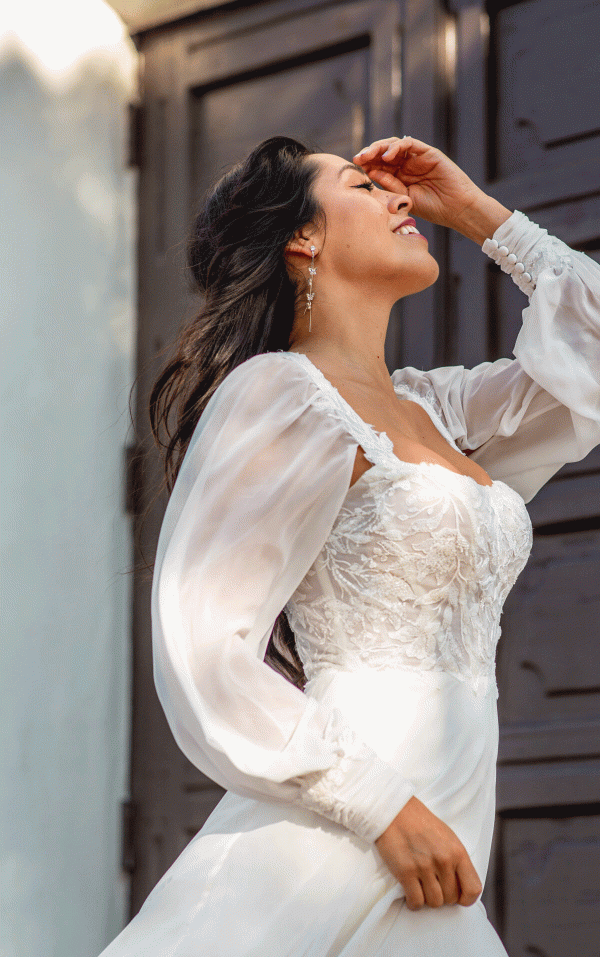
[349,458,500,493]
[279,350,499,491]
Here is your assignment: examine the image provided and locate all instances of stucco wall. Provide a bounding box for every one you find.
[0,25,137,957]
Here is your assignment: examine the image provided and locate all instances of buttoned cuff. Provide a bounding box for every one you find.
[481,209,549,298]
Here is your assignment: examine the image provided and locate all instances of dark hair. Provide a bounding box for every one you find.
[148,135,325,692]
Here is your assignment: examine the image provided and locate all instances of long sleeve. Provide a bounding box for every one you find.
[151,352,415,844]
[392,210,600,503]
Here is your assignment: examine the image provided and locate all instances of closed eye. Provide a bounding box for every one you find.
[354,181,375,191]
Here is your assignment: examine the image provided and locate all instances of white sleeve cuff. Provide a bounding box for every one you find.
[481,210,544,297]
[293,709,414,844]
[481,209,577,301]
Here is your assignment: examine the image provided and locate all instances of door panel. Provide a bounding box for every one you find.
[497,529,600,727]
[501,813,600,957]
[189,44,370,208]
[491,0,600,181]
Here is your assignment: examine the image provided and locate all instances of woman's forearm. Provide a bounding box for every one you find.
[451,192,513,245]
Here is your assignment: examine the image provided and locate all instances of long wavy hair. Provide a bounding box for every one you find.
[148,135,326,691]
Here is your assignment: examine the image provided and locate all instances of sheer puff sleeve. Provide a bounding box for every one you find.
[151,352,415,844]
[393,210,600,503]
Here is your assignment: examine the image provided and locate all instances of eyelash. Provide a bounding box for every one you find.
[354,181,374,191]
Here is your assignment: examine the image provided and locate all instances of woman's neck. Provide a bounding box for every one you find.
[288,289,396,390]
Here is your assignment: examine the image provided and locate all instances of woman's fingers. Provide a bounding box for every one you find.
[403,870,458,910]
[381,138,413,160]
[402,874,425,911]
[374,797,483,911]
[455,854,483,906]
[353,137,410,167]
[435,859,460,905]
[367,168,409,194]
[420,873,445,908]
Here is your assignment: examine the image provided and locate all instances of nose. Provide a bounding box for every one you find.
[386,190,412,215]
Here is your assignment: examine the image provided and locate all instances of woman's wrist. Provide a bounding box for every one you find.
[451,191,513,245]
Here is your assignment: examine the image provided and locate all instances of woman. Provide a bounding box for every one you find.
[100,135,600,956]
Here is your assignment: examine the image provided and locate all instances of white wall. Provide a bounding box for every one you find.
[0,12,137,956]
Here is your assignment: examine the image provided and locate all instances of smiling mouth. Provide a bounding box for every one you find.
[394,224,421,235]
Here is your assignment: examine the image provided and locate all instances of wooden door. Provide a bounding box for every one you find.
[447,1,600,953]
[128,0,453,916]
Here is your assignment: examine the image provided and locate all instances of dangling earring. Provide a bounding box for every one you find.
[305,245,316,333]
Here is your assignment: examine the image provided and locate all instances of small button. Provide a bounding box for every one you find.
[498,245,509,256]
[507,253,518,265]
[489,239,499,249]
[523,272,532,282]
[515,262,525,274]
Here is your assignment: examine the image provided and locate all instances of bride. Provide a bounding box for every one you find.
[99,135,600,955]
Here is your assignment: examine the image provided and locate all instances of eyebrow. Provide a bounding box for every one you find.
[337,162,369,179]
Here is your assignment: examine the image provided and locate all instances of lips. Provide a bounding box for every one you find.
[393,217,421,235]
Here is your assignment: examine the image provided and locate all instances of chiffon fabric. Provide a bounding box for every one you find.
[99,211,600,956]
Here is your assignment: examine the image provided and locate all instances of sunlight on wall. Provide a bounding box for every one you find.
[0,0,136,89]
[1,3,139,955]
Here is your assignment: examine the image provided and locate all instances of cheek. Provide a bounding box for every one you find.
[321,196,389,266]
[337,206,386,251]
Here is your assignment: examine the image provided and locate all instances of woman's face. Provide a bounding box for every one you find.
[308,152,439,299]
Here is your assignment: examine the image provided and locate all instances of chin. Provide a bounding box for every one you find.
[400,258,440,298]
[427,257,440,284]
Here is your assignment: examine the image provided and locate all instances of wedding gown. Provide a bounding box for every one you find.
[99,211,600,956]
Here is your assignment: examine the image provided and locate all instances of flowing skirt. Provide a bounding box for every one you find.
[99,668,509,956]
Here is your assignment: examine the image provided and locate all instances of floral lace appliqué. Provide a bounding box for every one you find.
[280,351,533,700]
[287,468,531,698]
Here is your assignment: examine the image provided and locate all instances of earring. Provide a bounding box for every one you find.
[305,245,316,332]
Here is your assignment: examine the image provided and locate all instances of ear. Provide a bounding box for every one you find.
[284,230,317,259]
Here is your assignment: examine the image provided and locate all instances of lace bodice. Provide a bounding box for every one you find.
[283,352,533,697]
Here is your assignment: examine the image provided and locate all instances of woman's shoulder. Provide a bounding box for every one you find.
[221,350,310,388]
[203,351,324,428]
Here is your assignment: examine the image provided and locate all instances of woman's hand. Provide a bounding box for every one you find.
[353,136,486,232]
[374,795,483,910]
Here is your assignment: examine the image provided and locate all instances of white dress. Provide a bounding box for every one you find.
[99,211,600,957]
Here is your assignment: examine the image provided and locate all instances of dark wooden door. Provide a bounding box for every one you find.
[446,1,600,953]
[128,0,600,950]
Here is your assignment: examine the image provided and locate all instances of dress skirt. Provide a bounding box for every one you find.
[99,668,510,956]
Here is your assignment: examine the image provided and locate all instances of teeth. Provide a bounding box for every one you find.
[398,225,420,235]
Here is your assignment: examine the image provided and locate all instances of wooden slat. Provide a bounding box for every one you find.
[501,815,600,957]
[497,759,600,811]
[527,473,600,529]
[399,0,448,370]
[489,157,600,213]
[499,719,600,765]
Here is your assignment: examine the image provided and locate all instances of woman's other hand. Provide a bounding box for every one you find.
[374,795,483,910]
[353,136,485,232]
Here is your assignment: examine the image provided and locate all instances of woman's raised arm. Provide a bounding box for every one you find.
[392,210,600,503]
